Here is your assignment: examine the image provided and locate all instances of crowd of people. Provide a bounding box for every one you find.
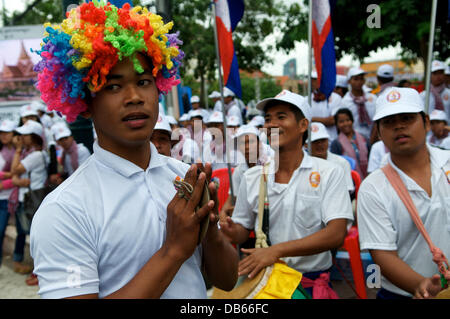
[0,2,449,300]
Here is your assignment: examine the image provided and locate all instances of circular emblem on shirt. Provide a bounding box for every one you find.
[386,90,401,103]
[444,94,449,101]
[368,96,373,102]
[309,172,321,188]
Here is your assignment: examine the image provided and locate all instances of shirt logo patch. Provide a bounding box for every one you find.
[309,172,321,188]
[446,170,450,184]
[444,94,449,101]
[386,90,401,103]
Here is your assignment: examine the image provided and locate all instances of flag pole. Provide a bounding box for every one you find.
[307,0,313,154]
[212,0,235,201]
[424,0,437,115]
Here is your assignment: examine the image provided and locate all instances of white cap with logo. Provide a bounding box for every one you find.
[15,120,45,139]
[377,64,394,78]
[310,122,330,142]
[429,109,447,122]
[373,87,424,121]
[234,124,260,139]
[256,90,312,122]
[208,91,221,99]
[335,75,348,88]
[0,119,17,132]
[179,113,190,122]
[207,111,224,124]
[154,113,172,134]
[227,115,240,127]
[20,104,39,118]
[51,122,72,141]
[431,60,446,73]
[347,67,366,81]
[190,95,200,104]
[248,115,265,127]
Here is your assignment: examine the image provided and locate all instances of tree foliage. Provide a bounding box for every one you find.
[277,0,449,70]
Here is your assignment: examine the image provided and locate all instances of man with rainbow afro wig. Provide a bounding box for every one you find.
[30,1,238,299]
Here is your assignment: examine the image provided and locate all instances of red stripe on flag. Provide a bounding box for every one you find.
[216,17,235,85]
[312,16,332,86]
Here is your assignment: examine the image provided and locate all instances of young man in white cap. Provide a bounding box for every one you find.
[334,75,348,98]
[188,95,210,121]
[341,67,377,142]
[310,71,343,141]
[420,60,450,120]
[203,111,233,170]
[220,90,353,298]
[49,122,91,185]
[306,122,354,195]
[29,5,237,299]
[214,87,244,126]
[209,91,221,110]
[150,114,173,157]
[357,87,450,299]
[373,64,395,96]
[427,109,450,147]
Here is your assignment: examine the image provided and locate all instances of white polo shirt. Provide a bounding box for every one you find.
[232,151,353,273]
[326,151,354,192]
[357,145,450,297]
[62,143,91,176]
[310,92,343,141]
[341,92,377,140]
[30,142,206,299]
[367,140,389,174]
[20,150,49,202]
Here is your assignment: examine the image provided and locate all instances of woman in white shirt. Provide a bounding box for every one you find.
[10,120,48,284]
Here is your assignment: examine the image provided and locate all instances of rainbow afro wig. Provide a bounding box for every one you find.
[33,0,184,122]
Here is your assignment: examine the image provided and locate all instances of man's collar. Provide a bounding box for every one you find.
[93,141,167,178]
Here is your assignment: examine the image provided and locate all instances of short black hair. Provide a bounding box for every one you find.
[264,100,309,144]
[377,76,394,84]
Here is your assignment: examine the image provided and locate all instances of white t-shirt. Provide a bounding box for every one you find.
[20,150,48,202]
[420,87,450,121]
[367,140,389,174]
[30,142,206,299]
[327,151,354,192]
[63,144,91,176]
[232,151,354,273]
[357,145,450,297]
[310,92,343,141]
[0,154,12,200]
[341,92,377,140]
[227,104,243,126]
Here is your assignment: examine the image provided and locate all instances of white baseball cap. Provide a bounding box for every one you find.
[373,87,424,121]
[227,115,240,127]
[20,104,39,118]
[15,119,44,139]
[154,113,172,134]
[377,64,394,78]
[223,87,235,97]
[51,122,72,141]
[310,122,330,142]
[190,95,200,104]
[347,67,366,81]
[0,119,17,132]
[30,100,47,112]
[429,109,447,122]
[256,89,312,122]
[208,91,221,99]
[179,113,190,121]
[207,111,224,124]
[189,109,204,119]
[311,70,318,79]
[431,60,446,73]
[165,115,178,125]
[248,115,265,127]
[234,124,260,139]
[335,75,348,88]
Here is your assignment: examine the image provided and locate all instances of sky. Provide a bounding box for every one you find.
[0,0,402,76]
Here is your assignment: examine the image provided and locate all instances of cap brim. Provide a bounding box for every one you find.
[310,133,330,142]
[256,97,293,111]
[15,127,31,135]
[373,104,423,121]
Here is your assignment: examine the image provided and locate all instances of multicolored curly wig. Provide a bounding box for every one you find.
[33,0,184,122]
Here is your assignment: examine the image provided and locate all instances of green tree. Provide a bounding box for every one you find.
[277,0,449,76]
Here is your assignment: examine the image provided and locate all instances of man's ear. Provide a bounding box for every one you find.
[424,114,431,133]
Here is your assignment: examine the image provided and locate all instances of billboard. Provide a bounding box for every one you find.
[0,25,45,119]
